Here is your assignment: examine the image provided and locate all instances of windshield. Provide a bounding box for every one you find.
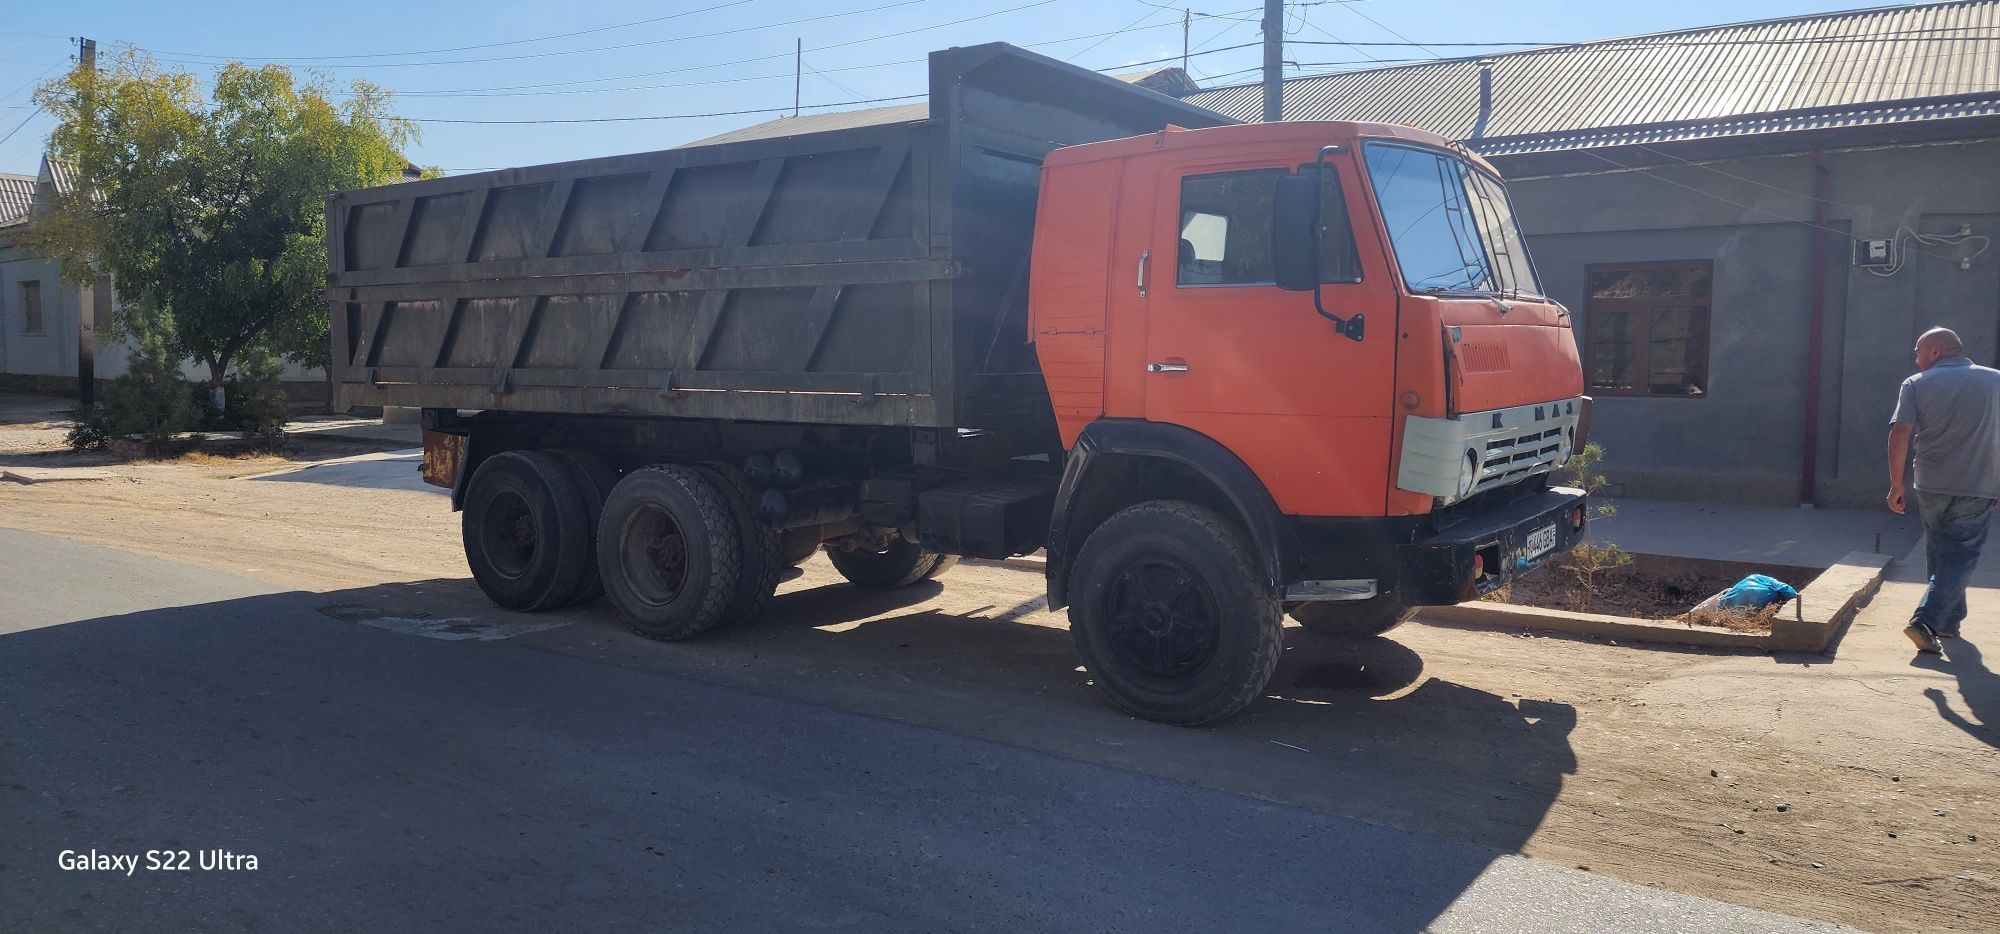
[1364,142,1541,297]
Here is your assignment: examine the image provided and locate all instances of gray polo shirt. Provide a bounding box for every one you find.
[1891,356,2000,499]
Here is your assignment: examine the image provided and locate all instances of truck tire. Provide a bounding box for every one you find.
[546,448,618,606]
[1068,501,1281,726]
[778,528,822,567]
[461,450,592,612]
[827,539,955,589]
[596,465,742,641]
[697,464,782,628]
[1289,593,1412,638]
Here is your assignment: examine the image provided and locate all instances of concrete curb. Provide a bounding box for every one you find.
[1,468,114,485]
[1421,550,1893,654]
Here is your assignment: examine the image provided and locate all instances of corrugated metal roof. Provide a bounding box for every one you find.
[1184,0,2000,152]
[39,155,80,196]
[0,173,34,227]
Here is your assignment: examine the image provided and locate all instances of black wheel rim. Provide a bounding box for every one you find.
[479,490,537,580]
[622,503,689,608]
[1104,557,1220,679]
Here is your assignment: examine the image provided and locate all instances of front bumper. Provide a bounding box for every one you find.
[1397,486,1588,606]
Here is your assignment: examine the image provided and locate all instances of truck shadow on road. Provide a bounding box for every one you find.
[736,578,1579,864]
[4,573,1581,933]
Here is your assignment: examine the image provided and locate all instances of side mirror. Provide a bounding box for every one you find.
[1271,173,1319,291]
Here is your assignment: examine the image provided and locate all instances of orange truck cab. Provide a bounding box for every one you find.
[1031,120,1589,652]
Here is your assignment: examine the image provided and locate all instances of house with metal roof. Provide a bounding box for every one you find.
[0,155,115,394]
[1182,0,1999,508]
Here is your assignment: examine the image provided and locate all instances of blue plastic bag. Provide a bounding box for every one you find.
[1718,574,1799,610]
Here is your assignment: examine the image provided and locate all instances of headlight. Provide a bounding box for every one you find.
[1457,451,1480,498]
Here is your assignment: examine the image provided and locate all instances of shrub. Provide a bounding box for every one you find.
[223,350,290,441]
[65,404,113,451]
[1559,442,1631,612]
[102,303,200,451]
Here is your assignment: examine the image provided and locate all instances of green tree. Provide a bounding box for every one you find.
[1559,442,1632,612]
[29,51,416,410]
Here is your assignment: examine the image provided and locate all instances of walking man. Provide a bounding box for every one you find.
[1887,327,2000,653]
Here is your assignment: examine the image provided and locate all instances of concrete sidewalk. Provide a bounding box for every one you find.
[1640,524,1999,771]
[285,414,421,446]
[1591,497,1920,570]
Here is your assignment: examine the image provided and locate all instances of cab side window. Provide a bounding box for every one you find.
[1176,167,1362,287]
[1176,170,1283,286]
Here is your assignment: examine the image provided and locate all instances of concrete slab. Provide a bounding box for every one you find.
[1591,497,1918,570]
[284,415,422,446]
[240,449,437,494]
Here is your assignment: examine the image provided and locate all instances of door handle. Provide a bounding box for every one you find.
[1147,361,1189,374]
[1137,249,1149,298]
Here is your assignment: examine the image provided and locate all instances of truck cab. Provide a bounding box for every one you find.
[1031,121,1588,696]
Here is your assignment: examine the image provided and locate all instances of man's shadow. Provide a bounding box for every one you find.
[1916,640,1998,747]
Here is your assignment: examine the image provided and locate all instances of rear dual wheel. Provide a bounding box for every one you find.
[596,465,743,641]
[461,451,592,612]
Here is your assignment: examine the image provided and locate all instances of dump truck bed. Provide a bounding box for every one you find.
[327,44,1230,430]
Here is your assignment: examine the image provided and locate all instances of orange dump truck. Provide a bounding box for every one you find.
[329,44,1587,724]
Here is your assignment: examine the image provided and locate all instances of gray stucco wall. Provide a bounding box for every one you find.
[0,247,81,378]
[1506,136,2000,508]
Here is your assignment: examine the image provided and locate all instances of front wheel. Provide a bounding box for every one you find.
[1068,501,1281,726]
[1289,593,1412,638]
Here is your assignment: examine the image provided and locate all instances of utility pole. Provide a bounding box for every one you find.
[793,38,802,118]
[1261,0,1283,122]
[1182,9,1190,73]
[76,36,96,406]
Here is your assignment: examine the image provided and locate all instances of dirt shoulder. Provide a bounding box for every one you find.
[2,414,1992,933]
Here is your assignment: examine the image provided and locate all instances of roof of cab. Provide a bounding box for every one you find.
[1042,120,1500,175]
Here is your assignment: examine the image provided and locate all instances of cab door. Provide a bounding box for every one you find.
[1138,150,1402,518]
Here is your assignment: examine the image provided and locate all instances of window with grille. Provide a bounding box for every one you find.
[1584,262,1711,397]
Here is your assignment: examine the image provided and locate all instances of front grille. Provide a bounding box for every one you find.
[1476,426,1566,492]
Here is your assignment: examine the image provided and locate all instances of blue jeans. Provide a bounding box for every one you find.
[1913,493,1993,632]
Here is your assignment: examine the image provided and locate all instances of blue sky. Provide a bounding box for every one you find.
[0,0,1884,176]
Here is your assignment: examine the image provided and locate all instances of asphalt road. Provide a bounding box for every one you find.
[0,527,1855,933]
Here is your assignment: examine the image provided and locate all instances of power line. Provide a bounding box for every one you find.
[1293,3,1388,67]
[0,106,42,147]
[804,60,864,98]
[400,35,1275,123]
[144,0,755,62]
[0,62,62,106]
[1065,3,1170,63]
[1331,0,1442,59]
[405,93,926,125]
[135,0,940,70]
[364,7,1260,99]
[1574,147,1981,266]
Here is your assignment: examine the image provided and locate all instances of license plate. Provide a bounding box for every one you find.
[1521,523,1559,561]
